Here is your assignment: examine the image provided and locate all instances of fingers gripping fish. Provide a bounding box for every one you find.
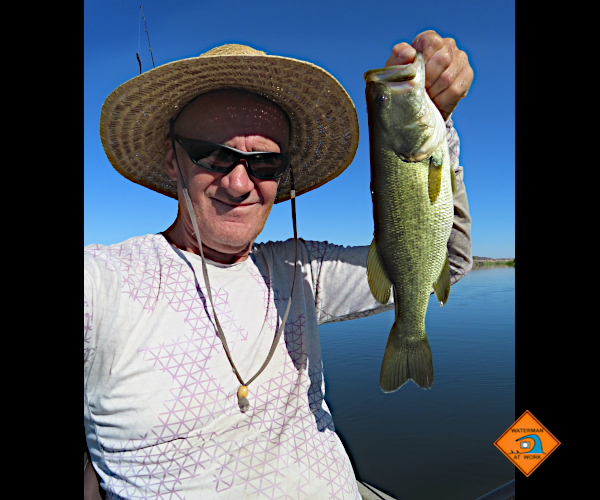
[364,53,456,392]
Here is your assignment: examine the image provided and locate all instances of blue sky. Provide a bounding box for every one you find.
[84,0,515,258]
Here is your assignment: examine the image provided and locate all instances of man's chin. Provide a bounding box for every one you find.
[203,231,257,255]
[211,219,267,247]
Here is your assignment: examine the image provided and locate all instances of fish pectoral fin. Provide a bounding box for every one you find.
[428,152,444,204]
[450,167,456,196]
[433,254,451,307]
[367,238,392,305]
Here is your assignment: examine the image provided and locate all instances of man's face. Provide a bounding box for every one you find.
[164,89,290,257]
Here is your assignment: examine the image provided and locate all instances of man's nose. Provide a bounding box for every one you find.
[220,160,255,197]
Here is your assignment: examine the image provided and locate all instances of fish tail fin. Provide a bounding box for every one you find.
[380,323,434,392]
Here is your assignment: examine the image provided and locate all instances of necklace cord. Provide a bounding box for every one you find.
[169,125,298,395]
[246,170,297,386]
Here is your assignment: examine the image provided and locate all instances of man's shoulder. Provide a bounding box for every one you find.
[251,239,353,267]
[84,233,170,272]
[252,238,326,256]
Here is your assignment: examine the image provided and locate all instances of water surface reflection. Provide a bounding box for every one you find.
[320,267,515,500]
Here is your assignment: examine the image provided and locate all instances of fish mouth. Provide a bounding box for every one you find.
[392,148,422,163]
[364,53,424,94]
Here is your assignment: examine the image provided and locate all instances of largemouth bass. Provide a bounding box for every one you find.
[364,53,456,392]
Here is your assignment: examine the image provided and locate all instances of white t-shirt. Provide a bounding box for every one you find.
[85,234,404,500]
[84,215,474,499]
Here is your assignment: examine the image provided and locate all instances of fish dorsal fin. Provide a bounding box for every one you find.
[433,254,451,306]
[450,166,456,196]
[367,238,392,305]
[428,149,444,204]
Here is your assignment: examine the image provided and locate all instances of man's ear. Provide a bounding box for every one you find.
[163,137,179,182]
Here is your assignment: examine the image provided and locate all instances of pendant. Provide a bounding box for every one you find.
[238,385,250,412]
[238,397,249,412]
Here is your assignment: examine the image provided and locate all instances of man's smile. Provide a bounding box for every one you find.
[210,196,260,213]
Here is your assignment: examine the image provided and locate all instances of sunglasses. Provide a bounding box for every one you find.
[170,120,291,180]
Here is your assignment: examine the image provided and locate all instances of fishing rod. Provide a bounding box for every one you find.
[136,4,155,74]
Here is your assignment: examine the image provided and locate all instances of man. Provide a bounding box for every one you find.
[85,31,473,499]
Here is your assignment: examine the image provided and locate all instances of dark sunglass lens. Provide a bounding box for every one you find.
[182,139,289,178]
[188,143,236,172]
[249,155,289,178]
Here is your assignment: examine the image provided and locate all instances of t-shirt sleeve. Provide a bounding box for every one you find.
[445,116,473,283]
[304,240,392,325]
[84,248,120,377]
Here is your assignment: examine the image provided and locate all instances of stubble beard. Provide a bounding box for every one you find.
[195,202,273,253]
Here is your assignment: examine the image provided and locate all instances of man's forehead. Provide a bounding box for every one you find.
[175,89,289,137]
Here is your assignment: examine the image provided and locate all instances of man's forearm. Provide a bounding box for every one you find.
[445,115,472,284]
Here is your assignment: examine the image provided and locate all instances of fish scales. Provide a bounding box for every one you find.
[365,53,455,392]
[375,146,452,322]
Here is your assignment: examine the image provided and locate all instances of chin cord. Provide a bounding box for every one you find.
[169,122,298,412]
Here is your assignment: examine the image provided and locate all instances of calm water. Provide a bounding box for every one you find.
[320,267,515,500]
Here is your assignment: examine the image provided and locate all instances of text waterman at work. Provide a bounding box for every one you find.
[84,30,474,499]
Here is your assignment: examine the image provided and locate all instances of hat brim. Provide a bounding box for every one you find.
[100,51,359,204]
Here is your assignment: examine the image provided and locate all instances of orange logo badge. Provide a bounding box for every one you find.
[494,410,560,476]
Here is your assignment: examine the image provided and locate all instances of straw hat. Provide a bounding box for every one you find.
[100,44,359,204]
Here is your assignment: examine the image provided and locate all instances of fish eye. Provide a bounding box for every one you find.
[377,94,389,106]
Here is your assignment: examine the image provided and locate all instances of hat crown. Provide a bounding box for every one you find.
[200,44,266,58]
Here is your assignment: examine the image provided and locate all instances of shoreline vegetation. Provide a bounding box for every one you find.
[472,256,515,268]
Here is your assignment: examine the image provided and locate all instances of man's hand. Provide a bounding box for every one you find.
[385,30,473,121]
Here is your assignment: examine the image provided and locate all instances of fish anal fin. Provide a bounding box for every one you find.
[428,152,444,203]
[433,254,451,306]
[367,238,392,305]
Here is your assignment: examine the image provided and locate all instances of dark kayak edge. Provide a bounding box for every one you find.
[473,480,515,500]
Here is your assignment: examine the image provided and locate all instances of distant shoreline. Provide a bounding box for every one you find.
[472,257,515,268]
